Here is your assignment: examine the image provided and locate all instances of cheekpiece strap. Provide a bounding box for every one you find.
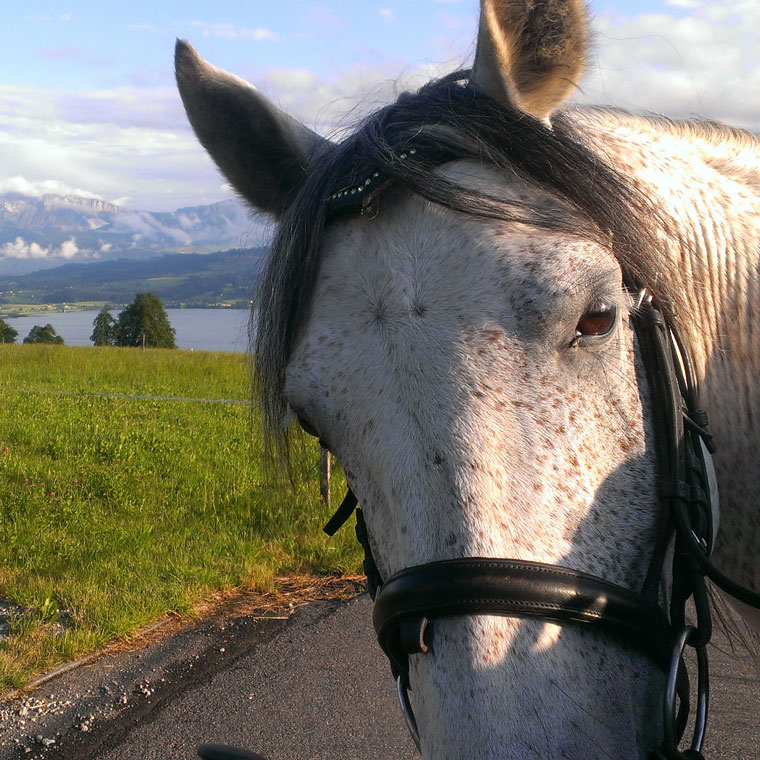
[322,488,358,537]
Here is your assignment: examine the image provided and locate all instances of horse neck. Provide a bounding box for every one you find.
[576,109,760,609]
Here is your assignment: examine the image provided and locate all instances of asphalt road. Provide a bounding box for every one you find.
[0,594,757,760]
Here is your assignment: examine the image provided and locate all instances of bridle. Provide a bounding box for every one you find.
[320,147,760,759]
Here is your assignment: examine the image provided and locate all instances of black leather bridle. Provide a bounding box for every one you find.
[319,149,760,760]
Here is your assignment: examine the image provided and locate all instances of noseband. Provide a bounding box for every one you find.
[321,147,760,759]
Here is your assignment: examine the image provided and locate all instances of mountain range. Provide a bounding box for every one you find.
[0,248,266,309]
[0,192,262,276]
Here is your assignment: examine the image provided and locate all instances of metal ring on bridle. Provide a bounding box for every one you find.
[663,626,709,758]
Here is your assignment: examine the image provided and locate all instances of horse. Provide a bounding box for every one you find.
[176,1,759,758]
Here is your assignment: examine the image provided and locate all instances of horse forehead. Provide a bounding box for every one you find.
[316,179,609,315]
[286,190,618,410]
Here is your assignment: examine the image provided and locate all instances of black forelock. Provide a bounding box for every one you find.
[253,70,668,455]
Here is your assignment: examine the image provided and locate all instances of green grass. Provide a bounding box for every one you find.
[0,302,113,317]
[0,344,360,689]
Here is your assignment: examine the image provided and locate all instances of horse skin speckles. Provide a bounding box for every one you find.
[177,1,759,758]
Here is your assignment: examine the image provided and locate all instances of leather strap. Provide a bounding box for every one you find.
[323,489,358,536]
[373,558,673,681]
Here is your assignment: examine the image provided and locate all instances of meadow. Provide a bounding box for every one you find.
[0,344,359,689]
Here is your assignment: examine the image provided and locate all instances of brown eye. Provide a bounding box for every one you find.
[574,298,617,340]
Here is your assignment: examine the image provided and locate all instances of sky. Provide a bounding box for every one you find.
[1,0,758,214]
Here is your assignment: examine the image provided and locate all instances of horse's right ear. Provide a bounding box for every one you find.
[470,0,588,121]
[175,40,327,217]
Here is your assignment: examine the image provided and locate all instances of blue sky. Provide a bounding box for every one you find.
[1,0,758,219]
[0,1,713,91]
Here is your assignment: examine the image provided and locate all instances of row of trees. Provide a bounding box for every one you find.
[0,319,17,343]
[91,294,176,348]
[0,294,176,348]
[0,320,64,344]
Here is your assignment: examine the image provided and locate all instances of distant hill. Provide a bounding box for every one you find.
[0,248,267,308]
[0,193,261,276]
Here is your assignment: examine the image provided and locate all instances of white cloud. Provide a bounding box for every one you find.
[0,176,102,200]
[0,84,229,212]
[186,22,281,41]
[0,236,81,260]
[2,1,757,218]
[0,237,51,259]
[111,211,193,246]
[575,1,760,129]
[255,61,454,137]
[379,8,394,22]
[58,238,79,259]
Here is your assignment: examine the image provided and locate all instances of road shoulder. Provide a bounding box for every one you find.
[0,577,362,760]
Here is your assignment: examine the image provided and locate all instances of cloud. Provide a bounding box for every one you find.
[666,0,703,7]
[111,211,193,246]
[0,236,79,260]
[58,238,79,259]
[379,8,394,22]
[0,84,225,211]
[2,1,757,217]
[574,1,760,129]
[0,177,103,200]
[0,237,51,260]
[185,21,281,41]
[254,60,453,137]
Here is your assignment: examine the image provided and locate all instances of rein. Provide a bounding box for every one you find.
[320,149,760,758]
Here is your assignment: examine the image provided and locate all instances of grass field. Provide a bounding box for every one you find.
[0,344,360,689]
[0,302,112,318]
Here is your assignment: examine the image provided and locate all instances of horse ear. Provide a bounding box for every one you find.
[175,40,327,216]
[470,0,588,120]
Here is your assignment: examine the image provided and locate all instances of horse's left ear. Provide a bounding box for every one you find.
[470,0,588,120]
[175,40,327,216]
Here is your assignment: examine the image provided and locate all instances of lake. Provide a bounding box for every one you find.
[4,309,251,353]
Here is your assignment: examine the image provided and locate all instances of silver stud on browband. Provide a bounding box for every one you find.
[327,147,418,204]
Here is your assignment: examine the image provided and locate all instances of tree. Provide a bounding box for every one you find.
[91,306,116,346]
[0,318,18,344]
[23,324,64,345]
[115,293,176,348]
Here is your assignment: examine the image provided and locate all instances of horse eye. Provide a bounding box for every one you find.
[574,298,617,340]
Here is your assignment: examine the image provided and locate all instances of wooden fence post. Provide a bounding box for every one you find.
[319,447,331,506]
